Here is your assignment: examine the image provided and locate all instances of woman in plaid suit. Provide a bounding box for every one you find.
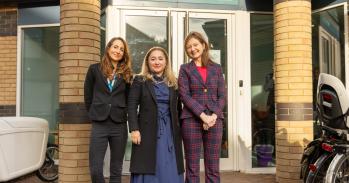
[178,32,226,183]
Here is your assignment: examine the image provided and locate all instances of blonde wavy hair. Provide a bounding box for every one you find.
[139,47,177,89]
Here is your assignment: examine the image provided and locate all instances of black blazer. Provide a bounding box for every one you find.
[128,75,184,174]
[84,63,129,123]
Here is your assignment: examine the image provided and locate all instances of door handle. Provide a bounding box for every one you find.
[239,80,243,87]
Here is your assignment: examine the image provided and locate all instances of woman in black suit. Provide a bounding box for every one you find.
[84,37,132,183]
[128,47,184,183]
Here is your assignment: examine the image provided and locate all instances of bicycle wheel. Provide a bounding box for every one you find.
[306,152,335,183]
[325,153,349,183]
[36,144,59,182]
[301,157,311,183]
[301,141,322,183]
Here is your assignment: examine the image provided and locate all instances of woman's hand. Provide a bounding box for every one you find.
[131,130,141,145]
[200,112,217,130]
[200,112,210,124]
[207,113,217,128]
[200,113,210,130]
[203,123,209,130]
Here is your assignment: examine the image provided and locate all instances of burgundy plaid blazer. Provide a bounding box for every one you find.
[178,61,226,119]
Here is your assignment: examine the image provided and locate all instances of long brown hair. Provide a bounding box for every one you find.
[139,47,177,89]
[184,31,213,67]
[100,37,132,83]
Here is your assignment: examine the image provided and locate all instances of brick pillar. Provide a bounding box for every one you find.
[273,0,313,182]
[0,6,17,116]
[59,0,100,182]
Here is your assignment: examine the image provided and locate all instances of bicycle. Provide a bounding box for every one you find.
[36,143,59,182]
[300,73,349,183]
[301,117,345,183]
[307,73,349,183]
[304,143,336,183]
[324,144,349,182]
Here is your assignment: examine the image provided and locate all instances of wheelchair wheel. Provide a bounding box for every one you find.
[325,153,349,183]
[36,143,59,182]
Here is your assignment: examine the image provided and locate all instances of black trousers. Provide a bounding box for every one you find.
[89,118,128,183]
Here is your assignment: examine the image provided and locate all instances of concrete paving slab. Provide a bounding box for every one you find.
[5,171,276,183]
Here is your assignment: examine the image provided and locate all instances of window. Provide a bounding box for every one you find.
[312,5,346,120]
[319,26,341,79]
[21,26,59,142]
[250,14,275,168]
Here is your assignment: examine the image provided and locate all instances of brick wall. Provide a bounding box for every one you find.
[59,0,101,182]
[0,7,17,116]
[0,7,17,36]
[274,1,313,182]
[59,124,91,182]
[59,1,101,104]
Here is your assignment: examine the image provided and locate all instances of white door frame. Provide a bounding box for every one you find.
[234,11,250,172]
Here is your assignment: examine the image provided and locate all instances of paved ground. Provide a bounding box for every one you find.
[5,171,276,183]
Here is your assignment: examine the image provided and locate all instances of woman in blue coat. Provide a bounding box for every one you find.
[128,47,184,183]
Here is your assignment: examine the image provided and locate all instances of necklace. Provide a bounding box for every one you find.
[152,75,165,84]
[153,80,165,85]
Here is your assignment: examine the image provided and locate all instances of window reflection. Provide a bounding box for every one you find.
[22,27,59,143]
[126,16,168,73]
[250,14,275,167]
[312,6,345,118]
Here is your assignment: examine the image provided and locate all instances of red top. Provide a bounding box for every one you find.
[196,66,207,83]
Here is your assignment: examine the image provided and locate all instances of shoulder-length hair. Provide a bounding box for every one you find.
[184,31,213,67]
[100,37,132,83]
[139,47,177,89]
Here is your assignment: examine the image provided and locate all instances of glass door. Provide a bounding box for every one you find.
[119,9,170,173]
[185,12,234,170]
[250,14,275,169]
